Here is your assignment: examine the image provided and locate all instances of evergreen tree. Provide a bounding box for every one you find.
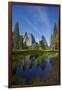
[13,22,20,49]
[19,35,23,49]
[50,23,59,50]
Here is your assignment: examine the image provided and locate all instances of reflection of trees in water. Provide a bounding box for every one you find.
[13,54,47,74]
[13,55,59,71]
[12,54,60,85]
[12,54,59,72]
[45,56,60,84]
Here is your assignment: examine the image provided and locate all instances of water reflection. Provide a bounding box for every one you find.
[12,55,59,85]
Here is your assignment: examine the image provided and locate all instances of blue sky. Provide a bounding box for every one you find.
[12,4,59,46]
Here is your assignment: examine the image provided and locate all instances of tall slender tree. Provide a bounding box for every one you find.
[50,23,58,49]
[13,22,20,49]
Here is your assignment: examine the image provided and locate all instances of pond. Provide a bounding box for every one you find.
[12,53,60,85]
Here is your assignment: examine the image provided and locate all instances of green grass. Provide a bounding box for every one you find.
[12,49,59,56]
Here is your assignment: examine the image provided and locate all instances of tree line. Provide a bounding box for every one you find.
[13,22,59,50]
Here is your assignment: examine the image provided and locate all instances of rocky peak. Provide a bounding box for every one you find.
[23,32,35,47]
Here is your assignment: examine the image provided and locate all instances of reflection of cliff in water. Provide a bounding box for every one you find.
[12,55,59,85]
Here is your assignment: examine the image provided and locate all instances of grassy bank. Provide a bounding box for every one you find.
[12,49,59,55]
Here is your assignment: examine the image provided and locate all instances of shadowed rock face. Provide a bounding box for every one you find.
[23,32,35,47]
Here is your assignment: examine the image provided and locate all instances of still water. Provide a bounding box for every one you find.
[12,55,59,85]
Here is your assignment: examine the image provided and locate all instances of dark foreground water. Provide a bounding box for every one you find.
[12,54,60,85]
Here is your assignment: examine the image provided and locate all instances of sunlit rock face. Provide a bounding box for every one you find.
[23,32,35,47]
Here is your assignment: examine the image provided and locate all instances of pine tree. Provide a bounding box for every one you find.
[50,23,58,50]
[13,22,20,49]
